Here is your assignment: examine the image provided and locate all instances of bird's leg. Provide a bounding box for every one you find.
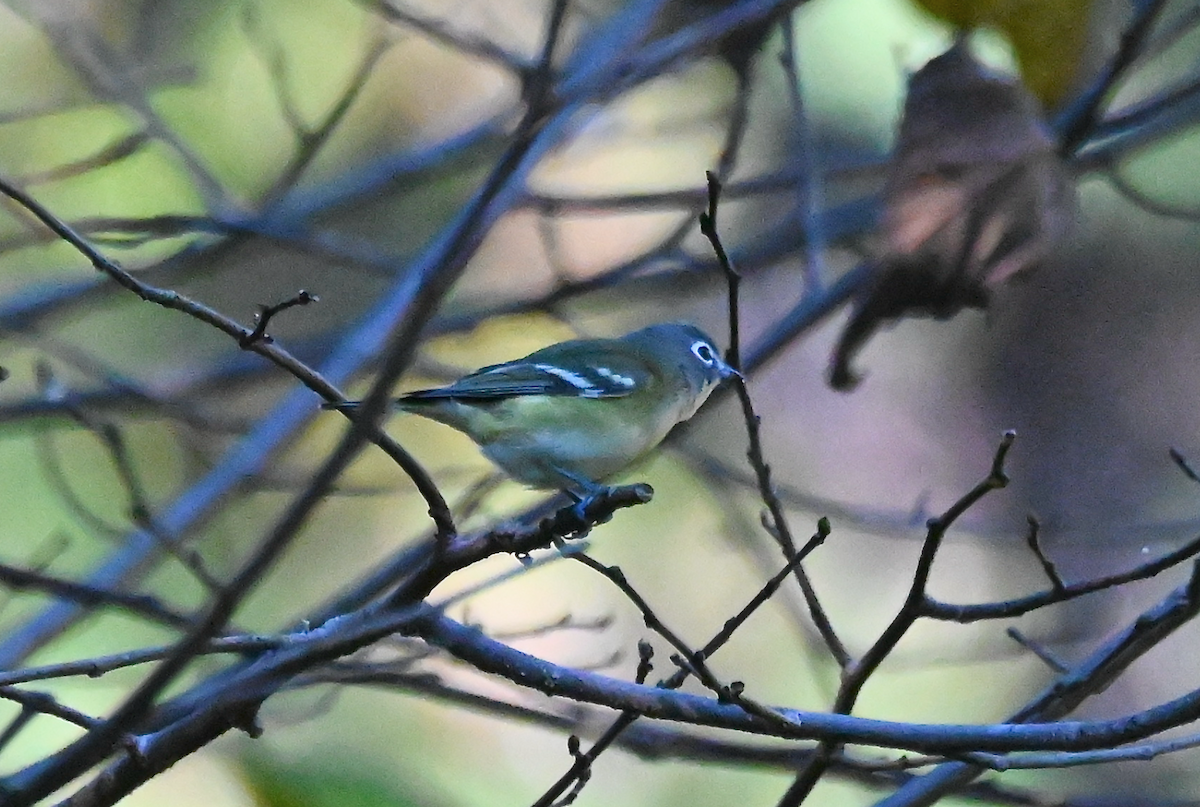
[554,467,612,531]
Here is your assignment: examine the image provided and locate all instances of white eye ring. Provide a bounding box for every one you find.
[691,340,717,365]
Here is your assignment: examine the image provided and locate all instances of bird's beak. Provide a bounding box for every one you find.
[719,360,742,382]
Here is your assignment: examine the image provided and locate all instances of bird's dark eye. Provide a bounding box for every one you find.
[691,341,717,365]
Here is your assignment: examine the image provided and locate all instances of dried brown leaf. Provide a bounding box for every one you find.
[830,39,1073,390]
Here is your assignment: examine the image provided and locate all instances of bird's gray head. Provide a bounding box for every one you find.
[624,323,739,405]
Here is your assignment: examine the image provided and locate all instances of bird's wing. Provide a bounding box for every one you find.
[400,352,653,402]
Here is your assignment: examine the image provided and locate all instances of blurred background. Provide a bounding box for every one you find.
[2,0,1200,804]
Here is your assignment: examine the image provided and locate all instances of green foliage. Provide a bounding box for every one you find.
[912,0,1095,106]
[239,752,440,807]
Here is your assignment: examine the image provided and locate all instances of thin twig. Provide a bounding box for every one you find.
[569,552,731,698]
[778,432,1016,805]
[1023,516,1064,593]
[1055,0,1172,155]
[21,131,150,187]
[701,171,849,667]
[239,290,320,347]
[531,521,830,807]
[923,529,1200,623]
[0,176,455,540]
[1006,628,1069,674]
[0,687,101,732]
[874,559,1200,806]
[0,635,283,687]
[778,17,825,292]
[1170,447,1200,484]
[0,562,192,630]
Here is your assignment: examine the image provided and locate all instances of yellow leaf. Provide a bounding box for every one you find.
[912,0,1095,107]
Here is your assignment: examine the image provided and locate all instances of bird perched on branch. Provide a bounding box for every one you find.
[325,323,739,495]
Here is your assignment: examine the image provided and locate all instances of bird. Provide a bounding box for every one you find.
[325,323,739,495]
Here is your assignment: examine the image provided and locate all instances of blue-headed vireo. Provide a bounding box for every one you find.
[326,323,738,494]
